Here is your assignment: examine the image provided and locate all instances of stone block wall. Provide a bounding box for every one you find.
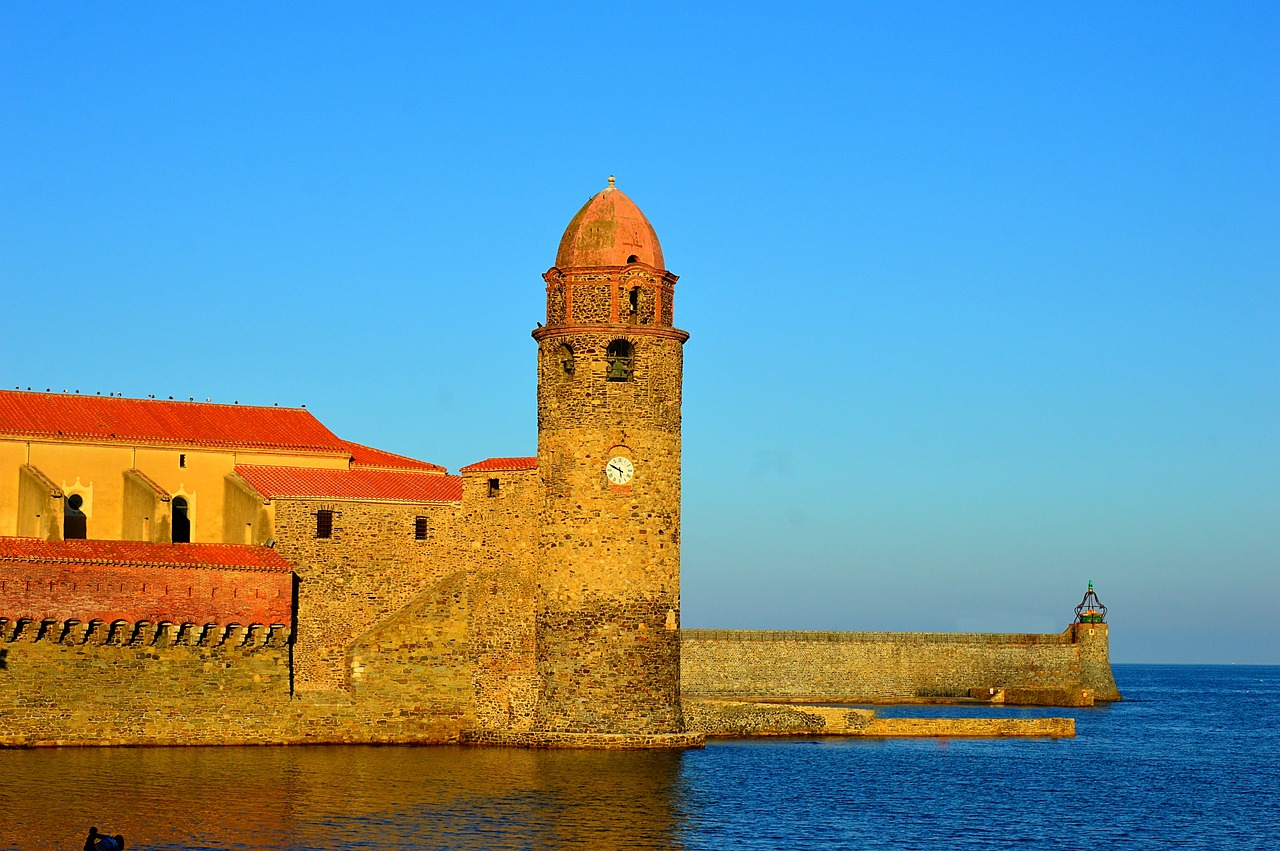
[271,498,464,692]
[0,611,477,747]
[455,466,540,731]
[680,625,1120,702]
[0,619,293,747]
[347,571,475,739]
[533,326,687,735]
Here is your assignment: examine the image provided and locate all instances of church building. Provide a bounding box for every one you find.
[0,180,1118,750]
[0,179,702,747]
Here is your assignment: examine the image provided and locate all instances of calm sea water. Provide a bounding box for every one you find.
[1,665,1276,850]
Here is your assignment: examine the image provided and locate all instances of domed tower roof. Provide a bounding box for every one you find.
[555,176,665,270]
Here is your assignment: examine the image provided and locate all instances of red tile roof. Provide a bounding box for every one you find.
[0,390,349,454]
[0,537,293,573]
[344,441,446,473]
[235,465,463,503]
[459,456,538,474]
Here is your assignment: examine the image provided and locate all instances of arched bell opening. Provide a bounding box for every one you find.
[558,343,575,377]
[605,340,634,382]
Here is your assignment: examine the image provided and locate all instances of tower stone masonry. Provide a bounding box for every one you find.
[532,177,690,735]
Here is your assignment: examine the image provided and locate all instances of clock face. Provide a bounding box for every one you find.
[605,456,635,485]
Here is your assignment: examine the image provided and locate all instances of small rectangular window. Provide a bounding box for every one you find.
[487,478,500,498]
[179,453,186,468]
[316,509,333,539]
[414,516,428,540]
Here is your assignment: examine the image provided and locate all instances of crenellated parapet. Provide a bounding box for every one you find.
[0,616,291,649]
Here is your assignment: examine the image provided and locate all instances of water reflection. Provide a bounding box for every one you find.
[0,745,688,850]
[6,669,1276,851]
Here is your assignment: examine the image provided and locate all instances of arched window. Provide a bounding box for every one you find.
[64,494,87,540]
[558,343,575,376]
[628,286,640,317]
[606,339,634,382]
[172,497,191,543]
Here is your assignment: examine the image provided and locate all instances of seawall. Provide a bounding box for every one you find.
[680,624,1121,703]
[683,699,1075,739]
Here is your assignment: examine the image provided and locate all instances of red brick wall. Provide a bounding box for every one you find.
[0,560,291,626]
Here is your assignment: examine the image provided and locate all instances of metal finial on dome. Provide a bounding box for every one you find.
[607,175,616,189]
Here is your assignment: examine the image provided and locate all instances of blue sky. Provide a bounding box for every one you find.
[2,2,1276,663]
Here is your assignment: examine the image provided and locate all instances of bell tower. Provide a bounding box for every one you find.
[532,177,691,739]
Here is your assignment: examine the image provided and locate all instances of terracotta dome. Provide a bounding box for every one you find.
[555,177,665,269]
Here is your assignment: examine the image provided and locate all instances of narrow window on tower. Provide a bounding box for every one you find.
[414,516,428,540]
[316,509,333,539]
[488,478,500,497]
[606,339,634,382]
[628,286,640,317]
[179,453,186,468]
[559,343,575,377]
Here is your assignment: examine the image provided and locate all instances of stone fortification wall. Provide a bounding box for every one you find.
[681,625,1120,702]
[0,608,476,746]
[0,619,293,746]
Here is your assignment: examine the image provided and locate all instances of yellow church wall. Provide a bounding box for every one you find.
[132,447,239,543]
[223,474,275,545]
[23,441,134,540]
[128,447,345,542]
[230,450,350,470]
[3,436,350,544]
[0,441,29,536]
[121,469,173,542]
[16,464,63,540]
